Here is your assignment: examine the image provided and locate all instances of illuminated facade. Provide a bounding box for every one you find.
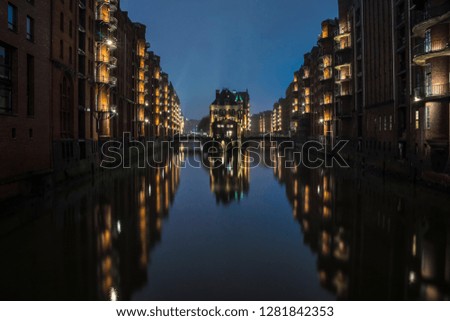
[0,0,182,199]
[271,98,292,136]
[95,0,118,139]
[209,89,251,139]
[411,0,450,173]
[281,0,450,177]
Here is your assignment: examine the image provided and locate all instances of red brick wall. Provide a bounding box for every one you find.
[0,0,52,182]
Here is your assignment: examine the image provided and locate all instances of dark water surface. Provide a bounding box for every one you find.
[1,150,449,300]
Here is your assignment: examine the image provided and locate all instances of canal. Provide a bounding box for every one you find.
[0,149,449,300]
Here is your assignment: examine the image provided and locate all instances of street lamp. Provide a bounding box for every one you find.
[93,108,118,135]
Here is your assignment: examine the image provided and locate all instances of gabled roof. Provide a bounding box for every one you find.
[212,89,249,106]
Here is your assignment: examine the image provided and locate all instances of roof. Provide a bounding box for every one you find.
[212,89,250,106]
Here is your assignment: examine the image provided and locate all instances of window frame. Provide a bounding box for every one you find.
[7,3,18,32]
[26,16,35,42]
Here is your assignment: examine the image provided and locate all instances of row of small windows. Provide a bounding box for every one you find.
[7,3,35,41]
[375,115,393,132]
[212,109,243,117]
[372,110,431,132]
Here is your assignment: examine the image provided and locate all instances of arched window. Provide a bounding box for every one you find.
[60,75,73,137]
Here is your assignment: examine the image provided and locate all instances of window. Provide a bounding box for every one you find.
[60,12,64,32]
[415,110,420,129]
[8,3,18,32]
[69,20,72,38]
[389,115,393,131]
[384,116,387,131]
[0,45,13,114]
[26,16,34,41]
[27,55,34,116]
[60,40,64,59]
[379,116,382,131]
[426,106,431,129]
[61,76,73,137]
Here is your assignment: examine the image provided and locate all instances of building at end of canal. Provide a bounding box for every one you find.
[209,89,251,140]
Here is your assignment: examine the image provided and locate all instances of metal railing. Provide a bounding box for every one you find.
[334,25,351,38]
[414,83,450,100]
[413,38,450,57]
[412,2,450,26]
[109,56,117,67]
[334,40,351,52]
[335,87,353,97]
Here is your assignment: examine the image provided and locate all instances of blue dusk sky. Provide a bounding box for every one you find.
[120,0,338,120]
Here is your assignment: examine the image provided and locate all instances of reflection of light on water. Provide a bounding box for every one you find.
[409,271,416,284]
[110,287,118,301]
[117,221,121,234]
[148,184,152,197]
[317,186,321,195]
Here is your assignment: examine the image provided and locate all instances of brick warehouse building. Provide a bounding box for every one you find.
[0,0,52,199]
[276,0,450,181]
[0,0,182,200]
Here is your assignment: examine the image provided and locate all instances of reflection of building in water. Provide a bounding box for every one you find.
[208,151,250,206]
[91,153,182,300]
[272,150,450,300]
[0,152,182,300]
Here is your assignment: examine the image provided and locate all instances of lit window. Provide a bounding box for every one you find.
[415,111,420,130]
[389,115,393,131]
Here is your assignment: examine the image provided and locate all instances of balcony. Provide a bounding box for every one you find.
[334,25,351,41]
[109,76,117,87]
[108,17,118,31]
[412,3,450,37]
[334,41,352,52]
[109,3,117,12]
[336,100,353,119]
[109,56,117,68]
[335,50,352,67]
[105,37,118,50]
[335,73,352,83]
[335,87,353,98]
[414,83,450,101]
[413,38,450,65]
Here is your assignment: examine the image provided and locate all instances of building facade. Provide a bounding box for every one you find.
[209,89,251,140]
[278,0,449,179]
[0,0,52,199]
[0,0,182,200]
